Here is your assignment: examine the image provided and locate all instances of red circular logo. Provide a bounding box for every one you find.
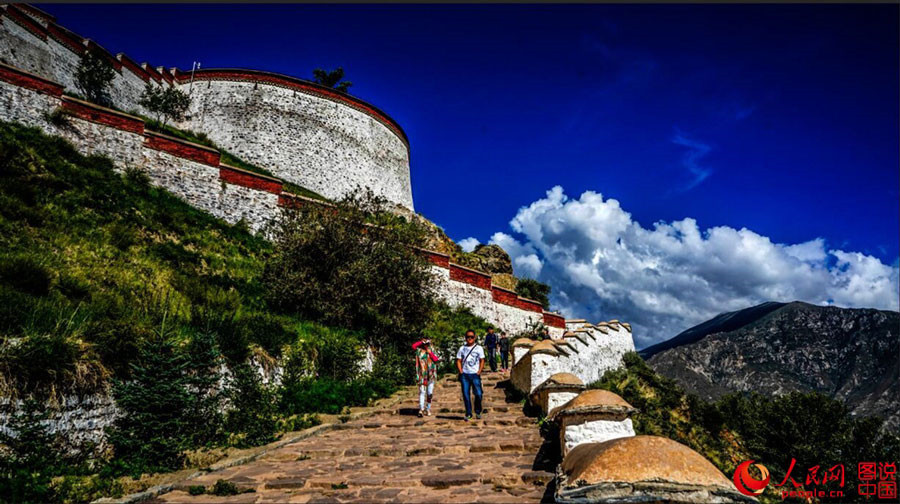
[733,460,770,496]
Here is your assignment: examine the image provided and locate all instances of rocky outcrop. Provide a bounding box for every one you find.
[647,301,900,431]
[460,244,513,275]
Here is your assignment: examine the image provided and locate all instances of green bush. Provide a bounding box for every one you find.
[515,277,551,310]
[0,400,63,502]
[262,189,437,349]
[210,479,239,496]
[138,84,191,127]
[224,363,278,448]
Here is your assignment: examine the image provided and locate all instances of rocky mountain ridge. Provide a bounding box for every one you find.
[645,301,899,431]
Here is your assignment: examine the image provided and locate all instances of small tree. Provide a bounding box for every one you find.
[0,400,63,503]
[106,319,191,475]
[516,277,551,309]
[312,67,352,93]
[262,190,436,349]
[223,363,278,448]
[139,84,191,127]
[75,50,116,107]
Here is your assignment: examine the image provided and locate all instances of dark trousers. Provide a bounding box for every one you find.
[459,373,483,417]
[500,349,509,369]
[487,346,497,371]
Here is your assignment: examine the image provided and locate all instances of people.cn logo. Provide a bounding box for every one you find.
[733,460,771,496]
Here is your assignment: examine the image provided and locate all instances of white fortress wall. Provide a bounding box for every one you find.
[0,5,415,210]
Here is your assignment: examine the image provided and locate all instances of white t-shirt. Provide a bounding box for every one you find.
[456,344,485,374]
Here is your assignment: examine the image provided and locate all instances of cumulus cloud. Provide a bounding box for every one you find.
[496,186,899,348]
[458,237,480,253]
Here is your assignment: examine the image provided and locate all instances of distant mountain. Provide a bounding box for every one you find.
[646,301,899,432]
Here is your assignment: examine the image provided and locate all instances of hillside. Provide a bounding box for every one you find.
[591,352,899,504]
[646,301,900,431]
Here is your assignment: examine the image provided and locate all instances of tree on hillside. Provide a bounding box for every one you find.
[312,67,352,93]
[75,50,116,107]
[139,83,191,127]
[262,189,436,349]
[516,277,551,309]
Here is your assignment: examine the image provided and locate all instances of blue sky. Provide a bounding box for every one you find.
[37,4,899,344]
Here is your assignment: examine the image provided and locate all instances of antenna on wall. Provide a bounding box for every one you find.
[188,61,201,94]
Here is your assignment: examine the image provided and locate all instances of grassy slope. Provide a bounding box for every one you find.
[0,120,315,399]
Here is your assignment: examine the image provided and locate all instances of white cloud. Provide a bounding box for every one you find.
[458,237,480,253]
[497,186,899,348]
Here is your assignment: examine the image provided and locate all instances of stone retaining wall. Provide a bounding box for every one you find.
[0,4,413,210]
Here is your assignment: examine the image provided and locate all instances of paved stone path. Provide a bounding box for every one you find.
[151,372,557,503]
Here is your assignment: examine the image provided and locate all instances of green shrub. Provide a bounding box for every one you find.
[224,363,278,448]
[138,84,191,127]
[279,377,397,415]
[263,189,436,349]
[107,326,192,476]
[515,277,551,310]
[210,479,239,496]
[0,400,63,503]
[188,485,206,496]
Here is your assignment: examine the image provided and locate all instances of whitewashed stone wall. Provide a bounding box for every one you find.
[432,266,495,321]
[178,80,413,210]
[511,324,636,394]
[0,15,158,116]
[0,10,414,210]
[0,395,119,453]
[0,77,56,126]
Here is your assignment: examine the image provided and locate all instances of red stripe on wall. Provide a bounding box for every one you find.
[61,97,144,134]
[219,165,282,194]
[492,286,519,306]
[144,131,220,166]
[543,312,566,329]
[0,62,63,96]
[4,5,48,40]
[449,264,492,290]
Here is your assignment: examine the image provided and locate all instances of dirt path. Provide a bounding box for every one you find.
[150,372,557,503]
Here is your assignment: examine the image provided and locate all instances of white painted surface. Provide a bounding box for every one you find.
[547,391,579,414]
[561,418,635,456]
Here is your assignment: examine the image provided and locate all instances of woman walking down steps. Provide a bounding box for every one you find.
[412,338,440,417]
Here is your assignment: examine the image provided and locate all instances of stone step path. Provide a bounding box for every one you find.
[150,372,557,503]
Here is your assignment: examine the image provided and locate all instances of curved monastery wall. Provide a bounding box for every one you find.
[0,4,414,210]
[178,72,412,209]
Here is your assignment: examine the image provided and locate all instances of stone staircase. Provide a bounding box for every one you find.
[151,372,558,503]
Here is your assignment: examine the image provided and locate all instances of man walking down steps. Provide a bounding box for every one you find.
[457,329,486,421]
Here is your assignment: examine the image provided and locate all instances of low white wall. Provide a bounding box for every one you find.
[511,324,636,394]
[560,418,635,456]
